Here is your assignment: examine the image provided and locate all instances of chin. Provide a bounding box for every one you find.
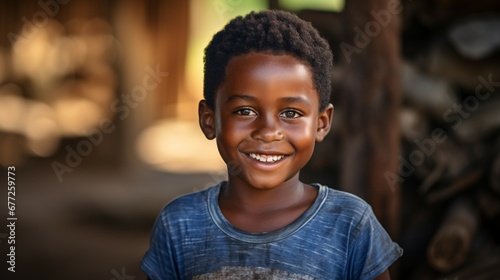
[243,174,295,190]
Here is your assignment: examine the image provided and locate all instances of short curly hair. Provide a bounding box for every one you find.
[203,9,333,111]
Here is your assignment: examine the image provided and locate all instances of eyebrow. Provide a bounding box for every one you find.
[279,96,311,106]
[225,94,311,106]
[225,94,256,103]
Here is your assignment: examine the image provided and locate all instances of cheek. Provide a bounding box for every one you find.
[284,120,317,148]
[216,119,248,155]
[218,119,247,139]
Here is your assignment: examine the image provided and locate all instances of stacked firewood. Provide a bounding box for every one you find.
[397,1,500,278]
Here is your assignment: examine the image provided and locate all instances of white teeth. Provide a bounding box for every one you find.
[249,153,285,163]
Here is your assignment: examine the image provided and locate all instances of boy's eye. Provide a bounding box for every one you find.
[279,109,301,119]
[235,108,256,116]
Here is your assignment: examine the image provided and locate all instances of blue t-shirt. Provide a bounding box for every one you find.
[142,182,403,279]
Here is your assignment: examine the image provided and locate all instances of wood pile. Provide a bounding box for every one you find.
[297,0,500,279]
[397,1,500,279]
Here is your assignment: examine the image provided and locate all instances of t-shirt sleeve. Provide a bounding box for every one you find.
[141,212,180,280]
[345,205,403,280]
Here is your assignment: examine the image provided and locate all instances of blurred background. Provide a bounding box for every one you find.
[0,0,499,279]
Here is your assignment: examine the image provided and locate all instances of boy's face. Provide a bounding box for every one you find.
[199,52,333,190]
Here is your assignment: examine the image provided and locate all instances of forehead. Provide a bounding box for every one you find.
[218,52,318,104]
[226,52,312,79]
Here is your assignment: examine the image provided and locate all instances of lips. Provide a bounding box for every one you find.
[247,153,287,163]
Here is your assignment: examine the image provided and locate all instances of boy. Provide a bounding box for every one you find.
[142,10,402,280]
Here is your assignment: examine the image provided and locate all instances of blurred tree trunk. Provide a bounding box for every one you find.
[340,0,402,245]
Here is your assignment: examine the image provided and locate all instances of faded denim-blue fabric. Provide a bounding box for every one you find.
[141,182,403,280]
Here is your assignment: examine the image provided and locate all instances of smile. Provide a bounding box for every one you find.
[248,153,287,163]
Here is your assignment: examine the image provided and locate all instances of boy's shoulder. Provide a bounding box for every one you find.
[163,185,213,211]
[157,184,218,218]
[318,185,374,225]
[321,185,371,212]
[311,185,382,243]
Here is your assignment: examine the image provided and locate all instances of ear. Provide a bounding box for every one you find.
[198,100,216,140]
[316,103,334,142]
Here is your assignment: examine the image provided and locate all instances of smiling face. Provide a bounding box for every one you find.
[199,52,333,191]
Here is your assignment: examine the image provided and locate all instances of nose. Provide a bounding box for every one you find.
[251,113,284,142]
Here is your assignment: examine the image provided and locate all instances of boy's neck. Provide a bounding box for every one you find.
[218,176,318,233]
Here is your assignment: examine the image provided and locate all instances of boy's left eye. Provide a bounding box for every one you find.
[235,108,257,116]
[279,110,301,119]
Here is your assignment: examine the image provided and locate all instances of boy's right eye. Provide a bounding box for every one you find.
[234,108,257,116]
